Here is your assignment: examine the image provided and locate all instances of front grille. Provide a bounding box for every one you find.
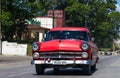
[39,52,82,59]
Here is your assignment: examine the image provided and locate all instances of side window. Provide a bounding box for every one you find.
[87,33,91,41]
[80,32,90,41]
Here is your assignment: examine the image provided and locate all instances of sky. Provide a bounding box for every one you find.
[116,0,120,12]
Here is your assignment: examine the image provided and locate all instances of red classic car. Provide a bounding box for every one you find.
[31,27,98,75]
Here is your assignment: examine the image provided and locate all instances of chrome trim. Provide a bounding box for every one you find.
[32,42,39,51]
[33,52,39,59]
[38,52,86,58]
[82,43,89,51]
[31,60,92,65]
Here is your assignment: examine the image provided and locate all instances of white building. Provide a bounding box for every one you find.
[27,17,53,42]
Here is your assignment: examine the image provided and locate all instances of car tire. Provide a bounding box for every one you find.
[54,68,59,72]
[91,64,96,71]
[35,64,45,75]
[83,65,91,75]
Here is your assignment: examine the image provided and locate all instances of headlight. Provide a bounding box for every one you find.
[82,52,88,58]
[32,42,39,51]
[33,52,39,59]
[81,43,89,51]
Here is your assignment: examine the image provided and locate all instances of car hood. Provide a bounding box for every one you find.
[39,39,85,52]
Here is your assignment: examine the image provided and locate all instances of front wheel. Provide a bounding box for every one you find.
[83,65,91,75]
[53,68,60,72]
[91,64,96,71]
[35,65,45,75]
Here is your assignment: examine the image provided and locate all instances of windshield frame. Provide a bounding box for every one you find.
[44,30,91,41]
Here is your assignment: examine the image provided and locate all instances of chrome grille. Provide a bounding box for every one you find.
[39,52,82,58]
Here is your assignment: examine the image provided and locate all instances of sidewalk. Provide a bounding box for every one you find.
[0,55,32,66]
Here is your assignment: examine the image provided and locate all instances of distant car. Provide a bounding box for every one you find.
[31,27,98,75]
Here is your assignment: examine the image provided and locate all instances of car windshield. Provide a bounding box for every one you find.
[45,31,90,41]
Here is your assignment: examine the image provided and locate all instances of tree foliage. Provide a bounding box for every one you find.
[1,0,46,40]
[65,0,119,48]
[1,0,120,48]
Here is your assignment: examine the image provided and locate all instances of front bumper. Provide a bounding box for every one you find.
[31,60,92,65]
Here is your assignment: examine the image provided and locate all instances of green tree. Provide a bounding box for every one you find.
[1,0,120,49]
[1,0,14,40]
[1,0,67,40]
[1,0,45,40]
[65,0,119,48]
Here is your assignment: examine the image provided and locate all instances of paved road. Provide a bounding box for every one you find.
[0,55,120,78]
[0,55,31,66]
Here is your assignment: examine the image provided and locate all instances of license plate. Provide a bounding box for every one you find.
[53,60,66,65]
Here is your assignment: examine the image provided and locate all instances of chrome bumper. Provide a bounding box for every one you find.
[31,60,92,65]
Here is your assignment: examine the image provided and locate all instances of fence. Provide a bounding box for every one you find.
[2,41,27,56]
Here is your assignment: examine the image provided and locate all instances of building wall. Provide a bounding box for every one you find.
[28,28,47,42]
[38,30,44,42]
[26,10,65,42]
[48,10,65,27]
[2,41,27,56]
[55,18,64,27]
[35,17,53,29]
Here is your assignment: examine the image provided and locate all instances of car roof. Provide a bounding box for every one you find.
[49,27,90,33]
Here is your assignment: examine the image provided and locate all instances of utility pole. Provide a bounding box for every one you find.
[0,0,2,55]
[52,1,55,28]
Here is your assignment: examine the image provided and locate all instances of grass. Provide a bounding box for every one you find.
[27,44,32,56]
[99,48,111,51]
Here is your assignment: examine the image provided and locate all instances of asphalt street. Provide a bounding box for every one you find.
[0,55,120,78]
[0,55,32,66]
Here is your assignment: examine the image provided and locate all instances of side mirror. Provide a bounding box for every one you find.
[91,37,95,42]
[41,38,45,42]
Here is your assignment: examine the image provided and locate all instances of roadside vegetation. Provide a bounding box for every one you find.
[1,0,120,54]
[27,44,32,56]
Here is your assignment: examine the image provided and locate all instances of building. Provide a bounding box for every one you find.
[26,10,65,42]
[48,10,65,28]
